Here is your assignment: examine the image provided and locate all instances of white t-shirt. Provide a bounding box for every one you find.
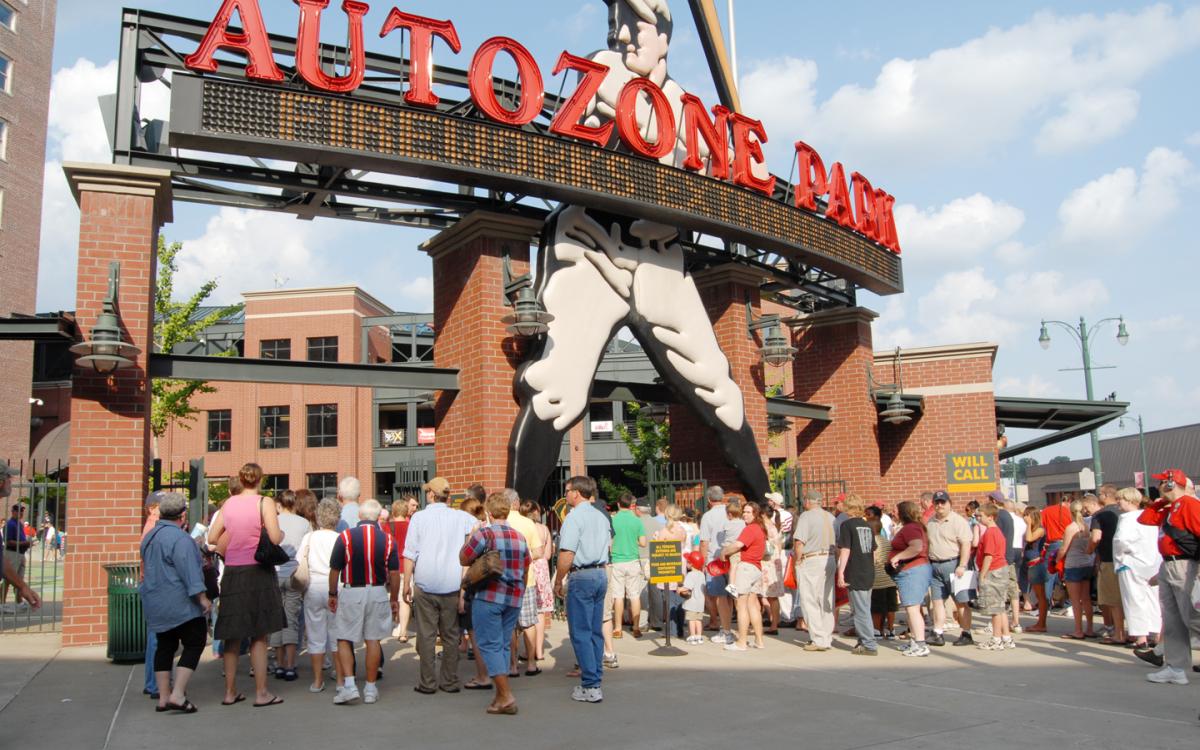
[880,513,896,540]
[682,569,706,612]
[1010,514,1027,552]
[305,529,340,580]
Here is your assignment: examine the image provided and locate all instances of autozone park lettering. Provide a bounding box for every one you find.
[184,0,902,255]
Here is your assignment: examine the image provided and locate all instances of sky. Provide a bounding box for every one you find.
[35,0,1200,470]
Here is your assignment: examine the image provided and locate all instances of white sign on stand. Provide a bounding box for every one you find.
[1078,467,1096,491]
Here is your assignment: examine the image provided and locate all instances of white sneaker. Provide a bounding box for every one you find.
[724,642,747,652]
[363,684,379,704]
[710,631,732,644]
[571,685,603,703]
[1145,667,1189,685]
[1002,637,1016,649]
[977,637,1004,651]
[334,684,360,704]
[901,643,930,657]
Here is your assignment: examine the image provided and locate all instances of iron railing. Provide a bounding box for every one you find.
[1,459,68,633]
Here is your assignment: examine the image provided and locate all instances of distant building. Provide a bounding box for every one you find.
[0,0,57,464]
[1024,422,1200,505]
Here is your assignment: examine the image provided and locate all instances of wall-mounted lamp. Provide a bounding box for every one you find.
[867,347,913,425]
[500,252,553,338]
[767,414,791,433]
[69,262,141,374]
[745,299,796,367]
[641,402,670,425]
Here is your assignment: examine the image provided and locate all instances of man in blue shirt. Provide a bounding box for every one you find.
[0,462,39,614]
[554,476,612,704]
[335,476,362,532]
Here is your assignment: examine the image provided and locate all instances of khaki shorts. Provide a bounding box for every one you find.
[684,611,704,622]
[1006,563,1020,604]
[3,550,25,578]
[603,566,614,622]
[331,586,393,644]
[1096,562,1121,607]
[609,560,646,599]
[733,562,763,595]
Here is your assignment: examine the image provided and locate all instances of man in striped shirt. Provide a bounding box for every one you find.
[328,499,401,705]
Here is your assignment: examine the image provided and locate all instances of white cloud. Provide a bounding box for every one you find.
[893,194,1024,263]
[995,374,1063,398]
[397,276,433,310]
[741,5,1200,164]
[994,240,1035,266]
[1035,88,1140,153]
[1186,131,1200,146]
[1058,147,1195,247]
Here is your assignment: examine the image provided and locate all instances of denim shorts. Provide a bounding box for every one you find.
[894,563,933,607]
[929,559,971,604]
[705,572,729,597]
[1064,566,1092,583]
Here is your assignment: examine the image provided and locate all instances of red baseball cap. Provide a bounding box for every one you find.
[1152,469,1189,486]
[684,551,704,570]
[706,559,730,577]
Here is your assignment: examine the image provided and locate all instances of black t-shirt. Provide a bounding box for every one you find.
[1092,505,1120,563]
[837,517,877,591]
[997,509,1019,564]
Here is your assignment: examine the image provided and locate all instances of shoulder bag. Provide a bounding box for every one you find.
[463,528,504,588]
[254,498,290,568]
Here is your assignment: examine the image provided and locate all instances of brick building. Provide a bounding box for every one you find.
[0,0,56,465]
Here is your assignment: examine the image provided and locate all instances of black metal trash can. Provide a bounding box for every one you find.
[104,563,145,662]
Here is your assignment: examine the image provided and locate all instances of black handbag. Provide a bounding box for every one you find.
[253,498,289,568]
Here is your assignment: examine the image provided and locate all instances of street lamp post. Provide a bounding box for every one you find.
[1038,315,1129,485]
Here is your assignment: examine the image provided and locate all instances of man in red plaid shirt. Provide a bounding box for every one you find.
[460,491,530,716]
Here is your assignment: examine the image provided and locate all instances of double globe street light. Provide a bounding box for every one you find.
[1037,315,1130,484]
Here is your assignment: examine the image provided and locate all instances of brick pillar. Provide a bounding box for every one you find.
[789,307,882,500]
[668,264,768,496]
[61,163,172,647]
[422,212,542,495]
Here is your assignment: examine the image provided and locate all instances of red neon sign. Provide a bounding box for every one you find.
[184,0,901,255]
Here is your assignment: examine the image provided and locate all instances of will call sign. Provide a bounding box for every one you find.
[185,0,902,255]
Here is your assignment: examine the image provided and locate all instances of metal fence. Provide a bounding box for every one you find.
[646,461,708,513]
[1,460,67,633]
[394,460,435,508]
[780,465,846,509]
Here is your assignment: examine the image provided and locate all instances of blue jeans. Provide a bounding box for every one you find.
[144,629,157,693]
[1044,541,1062,602]
[471,598,518,679]
[566,567,606,688]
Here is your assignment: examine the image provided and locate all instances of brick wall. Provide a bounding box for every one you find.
[789,308,882,500]
[876,344,999,509]
[0,0,58,465]
[669,265,769,495]
[61,164,170,646]
[424,213,541,495]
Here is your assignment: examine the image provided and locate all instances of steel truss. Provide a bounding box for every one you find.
[113,9,862,311]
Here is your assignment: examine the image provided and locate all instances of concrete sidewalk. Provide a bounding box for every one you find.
[2,620,1198,750]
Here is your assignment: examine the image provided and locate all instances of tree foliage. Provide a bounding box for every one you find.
[616,402,670,486]
[150,237,243,438]
[1000,457,1039,482]
[1049,455,1072,465]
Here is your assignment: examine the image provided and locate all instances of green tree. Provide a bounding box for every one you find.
[150,237,243,439]
[616,402,670,488]
[1049,455,1072,465]
[1000,457,1039,483]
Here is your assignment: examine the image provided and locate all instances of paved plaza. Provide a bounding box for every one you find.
[1,614,1197,750]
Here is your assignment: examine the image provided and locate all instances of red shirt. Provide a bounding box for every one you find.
[890,522,929,571]
[737,523,766,568]
[975,526,1007,571]
[389,520,409,553]
[1138,494,1200,559]
[1042,504,1071,543]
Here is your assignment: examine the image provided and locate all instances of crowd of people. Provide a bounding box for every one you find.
[137,462,1200,719]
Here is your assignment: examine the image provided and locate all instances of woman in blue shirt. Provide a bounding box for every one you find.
[140,492,211,713]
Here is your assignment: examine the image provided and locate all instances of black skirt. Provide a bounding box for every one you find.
[214,564,286,642]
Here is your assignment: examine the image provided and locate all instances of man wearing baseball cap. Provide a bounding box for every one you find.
[402,477,477,694]
[1137,469,1200,685]
[0,461,40,614]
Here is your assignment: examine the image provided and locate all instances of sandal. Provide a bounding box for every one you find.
[1083,632,1099,639]
[155,705,171,713]
[252,696,284,708]
[464,680,493,690]
[486,703,519,715]
[1060,633,1085,640]
[167,700,198,714]
[524,668,542,677]
[1098,636,1121,645]
[221,694,246,706]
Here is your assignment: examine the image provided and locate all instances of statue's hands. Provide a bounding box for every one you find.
[559,207,634,298]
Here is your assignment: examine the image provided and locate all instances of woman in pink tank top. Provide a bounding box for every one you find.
[206,463,285,707]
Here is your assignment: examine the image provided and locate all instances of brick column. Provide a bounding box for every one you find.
[789,307,882,500]
[61,163,172,647]
[669,264,768,496]
[422,212,542,494]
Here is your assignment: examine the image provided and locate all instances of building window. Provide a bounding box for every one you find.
[262,474,290,496]
[0,54,11,94]
[307,336,338,362]
[306,473,338,497]
[259,406,290,449]
[0,4,13,32]
[0,119,8,160]
[207,410,231,453]
[260,338,291,360]
[307,404,337,448]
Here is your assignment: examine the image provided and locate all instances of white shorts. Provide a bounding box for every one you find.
[331,586,393,644]
[303,589,337,655]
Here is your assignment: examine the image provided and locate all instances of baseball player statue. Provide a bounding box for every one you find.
[508,0,772,501]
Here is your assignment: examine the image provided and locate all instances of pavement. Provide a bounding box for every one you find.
[1,616,1198,750]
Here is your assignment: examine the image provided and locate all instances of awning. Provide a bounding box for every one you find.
[30,422,70,472]
[996,396,1128,459]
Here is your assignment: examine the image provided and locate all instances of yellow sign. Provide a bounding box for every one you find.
[946,452,997,493]
[648,540,684,585]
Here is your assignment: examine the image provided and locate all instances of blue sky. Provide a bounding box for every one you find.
[37,1,1200,470]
